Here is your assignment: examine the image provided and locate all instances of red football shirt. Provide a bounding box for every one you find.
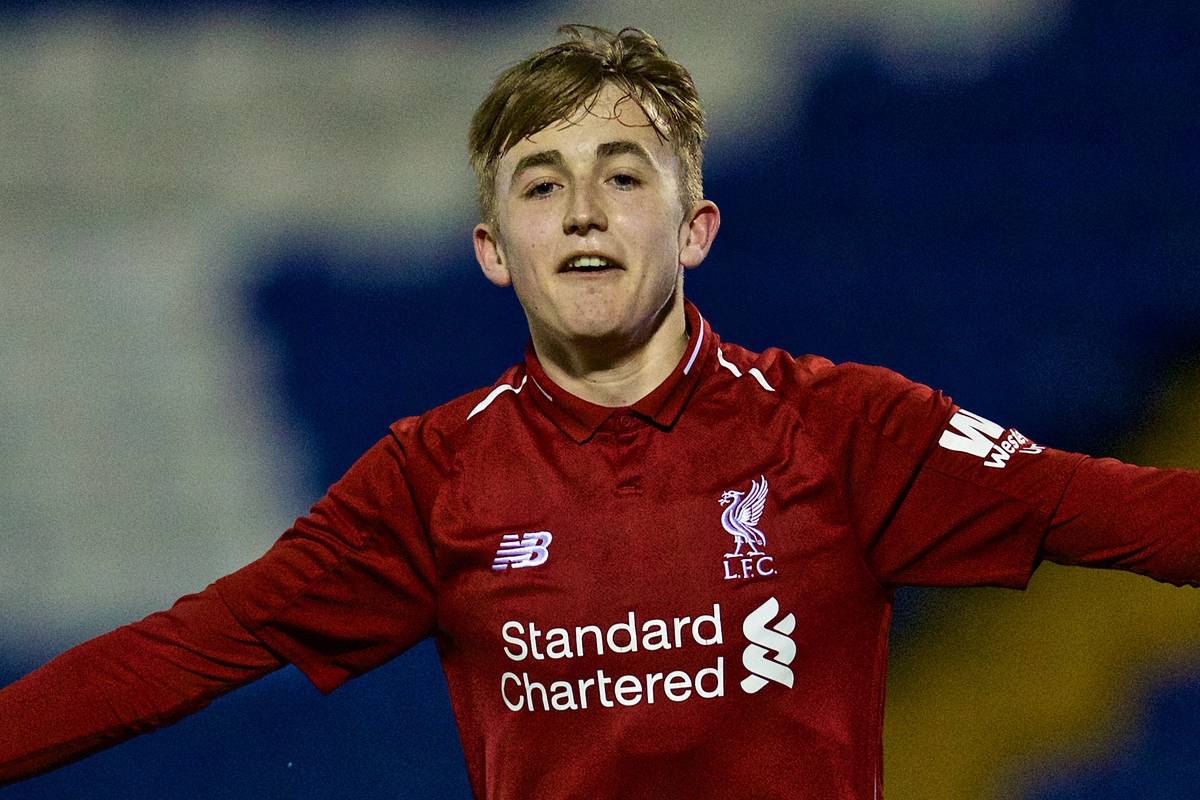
[3,300,1199,798]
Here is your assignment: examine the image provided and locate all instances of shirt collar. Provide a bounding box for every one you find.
[522,300,717,443]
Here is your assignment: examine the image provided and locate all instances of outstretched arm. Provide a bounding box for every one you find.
[807,361,1200,589]
[0,585,283,786]
[1,425,439,787]
[1042,456,1200,586]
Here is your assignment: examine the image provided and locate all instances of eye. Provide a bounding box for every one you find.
[524,181,558,199]
[610,173,641,190]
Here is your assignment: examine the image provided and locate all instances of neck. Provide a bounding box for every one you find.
[532,293,689,408]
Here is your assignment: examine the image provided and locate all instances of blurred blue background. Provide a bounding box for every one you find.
[2,1,1198,797]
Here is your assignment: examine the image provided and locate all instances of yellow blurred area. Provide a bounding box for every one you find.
[884,365,1200,799]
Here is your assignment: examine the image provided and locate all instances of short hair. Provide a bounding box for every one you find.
[468,24,706,226]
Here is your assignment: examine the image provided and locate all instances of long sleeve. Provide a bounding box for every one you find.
[0,427,439,787]
[800,361,1087,588]
[0,586,283,787]
[805,360,1200,588]
[1041,456,1200,586]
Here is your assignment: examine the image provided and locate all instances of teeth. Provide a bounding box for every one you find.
[569,256,610,269]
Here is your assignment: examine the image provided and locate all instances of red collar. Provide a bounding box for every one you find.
[522,301,717,443]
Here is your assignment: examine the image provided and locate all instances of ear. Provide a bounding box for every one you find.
[677,200,721,270]
[473,222,511,287]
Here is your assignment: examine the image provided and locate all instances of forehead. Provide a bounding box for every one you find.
[498,84,676,177]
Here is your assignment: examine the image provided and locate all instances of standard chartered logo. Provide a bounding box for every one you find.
[739,596,796,693]
[498,606,724,712]
[497,598,797,712]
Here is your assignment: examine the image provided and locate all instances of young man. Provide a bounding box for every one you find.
[2,25,1198,800]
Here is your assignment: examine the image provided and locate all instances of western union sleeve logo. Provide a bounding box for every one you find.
[938,408,1045,469]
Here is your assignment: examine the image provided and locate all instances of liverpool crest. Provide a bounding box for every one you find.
[719,475,777,580]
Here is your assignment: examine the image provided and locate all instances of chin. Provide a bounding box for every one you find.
[562,319,622,342]
[551,301,616,333]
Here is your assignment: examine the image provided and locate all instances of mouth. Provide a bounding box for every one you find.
[558,253,625,275]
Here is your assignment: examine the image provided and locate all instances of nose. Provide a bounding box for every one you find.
[562,184,608,236]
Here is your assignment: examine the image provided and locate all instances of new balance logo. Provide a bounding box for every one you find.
[938,408,1044,469]
[740,597,795,694]
[492,531,553,571]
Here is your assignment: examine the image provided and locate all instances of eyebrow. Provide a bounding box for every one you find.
[596,140,655,165]
[509,150,566,187]
[508,140,657,190]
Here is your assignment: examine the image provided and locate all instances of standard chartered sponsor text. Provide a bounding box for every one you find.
[500,605,726,712]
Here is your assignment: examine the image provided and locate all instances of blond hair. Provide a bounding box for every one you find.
[468,25,706,225]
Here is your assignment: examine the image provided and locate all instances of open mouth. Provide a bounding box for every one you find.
[559,254,624,274]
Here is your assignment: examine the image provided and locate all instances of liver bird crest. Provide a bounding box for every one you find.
[719,475,769,557]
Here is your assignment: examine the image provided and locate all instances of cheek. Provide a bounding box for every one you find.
[629,213,684,270]
[507,213,560,260]
[621,199,678,242]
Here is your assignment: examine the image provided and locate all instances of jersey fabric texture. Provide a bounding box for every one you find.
[3,300,1200,799]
